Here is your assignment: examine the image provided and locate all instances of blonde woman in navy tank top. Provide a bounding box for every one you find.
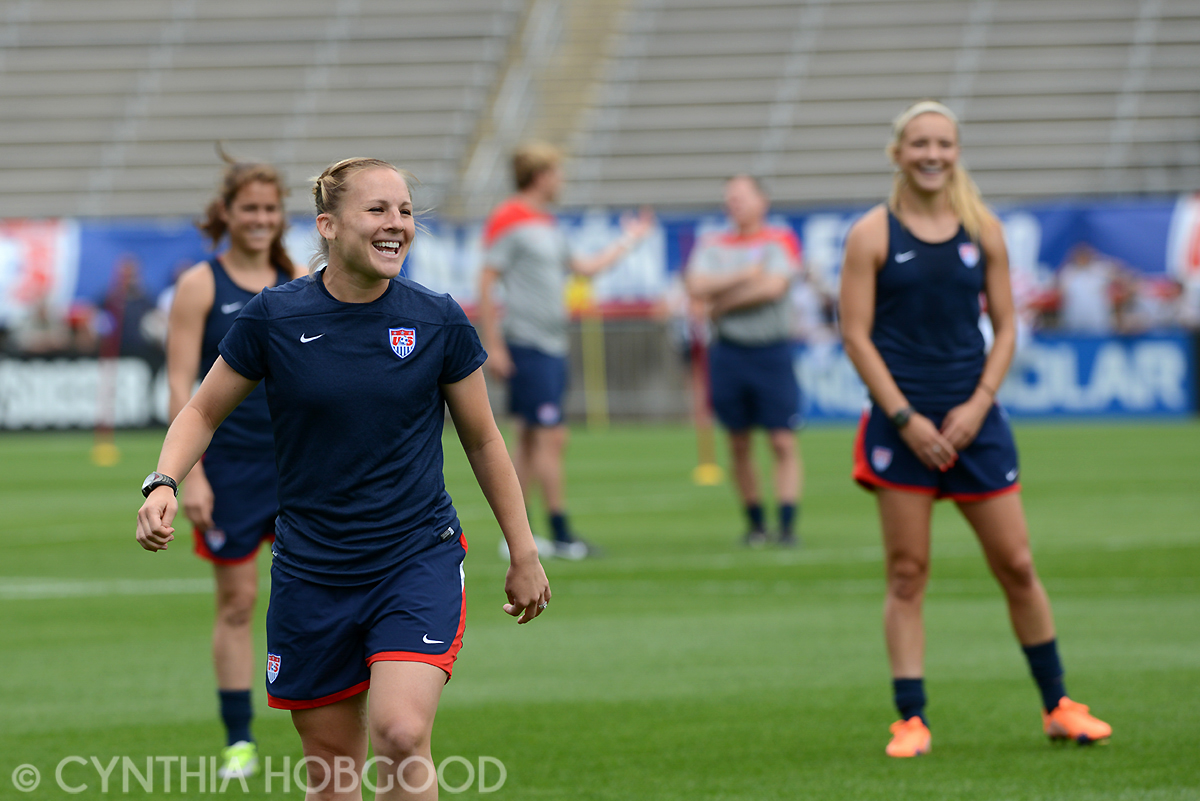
[839,100,1111,757]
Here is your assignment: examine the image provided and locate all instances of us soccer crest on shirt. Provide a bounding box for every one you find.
[389,327,416,359]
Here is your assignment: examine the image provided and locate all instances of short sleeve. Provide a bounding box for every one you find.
[218,292,269,381]
[764,231,802,277]
[439,296,487,384]
[764,242,795,277]
[687,239,717,276]
[484,232,516,273]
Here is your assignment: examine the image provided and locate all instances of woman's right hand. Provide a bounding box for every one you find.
[182,469,215,532]
[136,486,179,552]
[503,551,552,624]
[899,412,958,471]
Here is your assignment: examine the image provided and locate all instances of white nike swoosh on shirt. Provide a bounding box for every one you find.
[299,334,324,343]
[895,251,917,263]
[1006,468,1019,482]
[422,635,445,645]
[220,302,244,314]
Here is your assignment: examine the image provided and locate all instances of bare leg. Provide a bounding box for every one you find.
[767,429,801,505]
[957,493,1056,645]
[878,488,934,678]
[291,693,369,801]
[530,424,568,514]
[727,430,759,506]
[213,559,258,690]
[511,421,535,510]
[368,662,446,801]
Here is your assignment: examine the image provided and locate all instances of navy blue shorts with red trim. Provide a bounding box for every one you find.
[852,403,1021,501]
[264,533,468,710]
[192,452,278,565]
[508,343,568,427]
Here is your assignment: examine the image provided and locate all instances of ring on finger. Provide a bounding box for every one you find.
[932,445,942,454]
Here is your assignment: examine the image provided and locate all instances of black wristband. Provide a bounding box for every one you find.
[889,406,914,429]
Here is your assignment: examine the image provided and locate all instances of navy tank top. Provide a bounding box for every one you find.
[871,211,986,413]
[201,257,289,455]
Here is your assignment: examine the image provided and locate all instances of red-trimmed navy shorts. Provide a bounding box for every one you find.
[853,403,1021,501]
[192,452,277,565]
[264,533,468,710]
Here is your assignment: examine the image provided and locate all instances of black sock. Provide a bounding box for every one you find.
[549,512,572,543]
[778,503,797,535]
[218,689,253,746]
[893,678,927,725]
[1022,639,1067,712]
[745,504,765,532]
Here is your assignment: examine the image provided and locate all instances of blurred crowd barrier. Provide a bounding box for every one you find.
[3,195,1200,428]
[1,327,1195,430]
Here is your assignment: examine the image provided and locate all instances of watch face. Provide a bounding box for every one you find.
[142,472,160,491]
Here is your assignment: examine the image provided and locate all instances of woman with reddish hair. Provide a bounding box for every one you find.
[165,154,303,778]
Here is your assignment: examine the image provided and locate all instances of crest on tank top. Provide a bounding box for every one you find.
[958,242,980,268]
[389,327,416,359]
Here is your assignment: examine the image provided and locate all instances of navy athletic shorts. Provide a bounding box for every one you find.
[852,402,1021,501]
[264,533,468,710]
[708,340,802,431]
[192,452,278,565]
[508,343,568,427]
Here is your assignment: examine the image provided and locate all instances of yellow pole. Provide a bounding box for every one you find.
[567,274,608,430]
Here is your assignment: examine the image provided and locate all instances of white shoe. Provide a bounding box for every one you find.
[498,536,556,560]
[553,539,602,560]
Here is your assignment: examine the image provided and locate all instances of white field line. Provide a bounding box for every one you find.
[2,533,1196,601]
[0,577,212,600]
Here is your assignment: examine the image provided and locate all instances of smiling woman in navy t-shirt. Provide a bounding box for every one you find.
[137,157,551,794]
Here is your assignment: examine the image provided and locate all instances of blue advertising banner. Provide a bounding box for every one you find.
[795,332,1196,421]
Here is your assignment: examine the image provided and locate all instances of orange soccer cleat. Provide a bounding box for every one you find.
[1043,697,1112,744]
[886,716,931,757]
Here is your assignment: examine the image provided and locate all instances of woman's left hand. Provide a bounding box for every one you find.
[940,393,992,450]
[503,554,552,624]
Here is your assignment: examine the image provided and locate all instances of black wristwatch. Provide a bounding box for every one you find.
[889,406,914,429]
[141,472,179,498]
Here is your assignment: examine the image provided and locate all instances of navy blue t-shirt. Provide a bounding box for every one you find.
[871,211,987,414]
[201,257,290,456]
[218,273,487,586]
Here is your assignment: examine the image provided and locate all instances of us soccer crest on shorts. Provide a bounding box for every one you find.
[266,653,281,683]
[205,528,227,552]
[871,446,893,472]
[389,327,416,359]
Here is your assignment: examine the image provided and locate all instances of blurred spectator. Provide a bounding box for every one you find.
[1122,276,1184,333]
[104,256,166,362]
[66,300,100,353]
[1056,244,1131,334]
[1180,275,1200,331]
[9,297,70,353]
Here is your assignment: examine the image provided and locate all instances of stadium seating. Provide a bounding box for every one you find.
[563,0,1200,209]
[0,0,1197,217]
[0,0,523,218]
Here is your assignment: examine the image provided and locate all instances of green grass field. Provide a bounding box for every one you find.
[2,422,1198,800]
